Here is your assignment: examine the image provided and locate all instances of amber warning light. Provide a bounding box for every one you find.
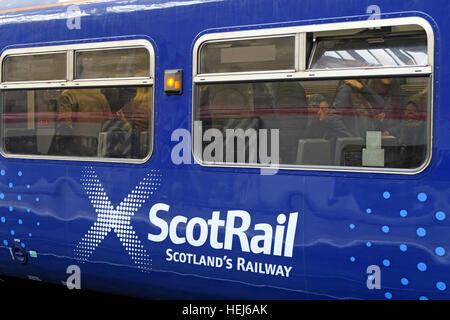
[164,69,183,94]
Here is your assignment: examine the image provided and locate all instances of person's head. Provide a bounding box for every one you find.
[308,94,326,109]
[317,100,330,121]
[308,94,329,120]
[404,101,421,121]
[133,87,152,106]
[368,78,394,95]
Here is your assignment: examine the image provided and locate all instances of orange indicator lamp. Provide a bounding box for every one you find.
[164,69,183,94]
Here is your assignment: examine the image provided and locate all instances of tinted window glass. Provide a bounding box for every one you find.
[195,77,429,169]
[2,86,153,159]
[310,32,427,69]
[76,48,150,79]
[200,37,295,73]
[4,53,67,82]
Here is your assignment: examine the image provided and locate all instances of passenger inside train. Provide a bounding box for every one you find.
[1,47,152,160]
[0,25,429,169]
[196,77,428,169]
[195,24,429,169]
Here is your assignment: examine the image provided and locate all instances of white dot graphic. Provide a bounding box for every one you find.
[74,167,162,273]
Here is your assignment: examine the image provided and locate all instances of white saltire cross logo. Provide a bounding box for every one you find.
[74,167,162,272]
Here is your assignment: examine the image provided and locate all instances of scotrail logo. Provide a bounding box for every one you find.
[74,167,162,273]
[148,204,299,258]
[74,167,300,274]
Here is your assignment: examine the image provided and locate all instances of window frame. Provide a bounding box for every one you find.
[198,34,298,75]
[3,51,68,82]
[74,46,152,81]
[307,31,429,70]
[192,17,435,175]
[0,39,155,164]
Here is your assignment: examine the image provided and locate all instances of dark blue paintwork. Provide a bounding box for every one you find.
[0,0,448,300]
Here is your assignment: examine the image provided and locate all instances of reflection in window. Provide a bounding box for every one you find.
[3,53,67,82]
[76,48,150,79]
[2,86,152,159]
[200,36,295,74]
[310,32,427,69]
[195,77,429,169]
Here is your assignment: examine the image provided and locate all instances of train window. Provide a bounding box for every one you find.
[195,77,429,168]
[3,53,67,82]
[0,41,154,163]
[76,48,150,79]
[199,36,295,74]
[2,86,152,159]
[309,28,427,70]
[193,20,433,173]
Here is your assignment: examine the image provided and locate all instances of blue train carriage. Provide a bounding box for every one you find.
[0,0,447,300]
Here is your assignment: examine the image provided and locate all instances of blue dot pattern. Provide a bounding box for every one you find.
[435,247,445,256]
[0,169,41,257]
[435,211,446,221]
[417,192,427,202]
[437,282,446,291]
[347,190,448,300]
[417,228,427,237]
[418,263,427,272]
